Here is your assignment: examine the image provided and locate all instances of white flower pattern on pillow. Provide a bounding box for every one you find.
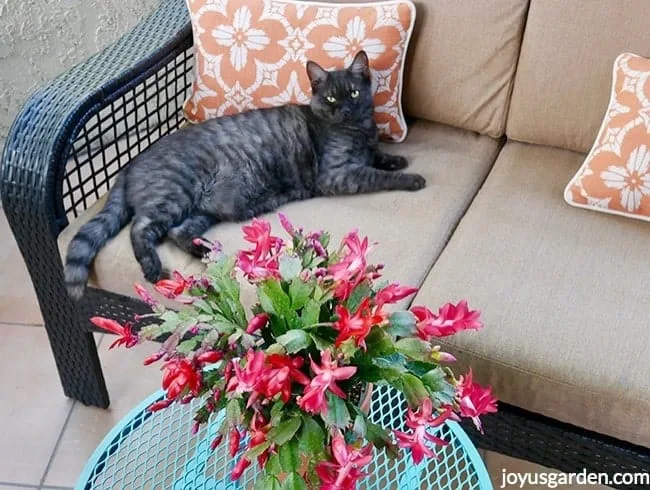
[601,145,650,211]
[323,17,386,65]
[213,7,270,71]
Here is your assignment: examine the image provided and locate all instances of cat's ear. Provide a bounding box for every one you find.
[348,50,370,79]
[306,61,328,91]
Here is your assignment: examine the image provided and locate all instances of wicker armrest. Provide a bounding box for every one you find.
[1,0,191,235]
[0,0,192,408]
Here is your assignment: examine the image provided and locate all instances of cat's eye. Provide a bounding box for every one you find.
[350,89,360,99]
[326,95,337,104]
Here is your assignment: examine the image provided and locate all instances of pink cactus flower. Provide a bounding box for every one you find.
[262,354,310,403]
[411,300,482,340]
[333,298,387,349]
[297,351,357,415]
[374,283,418,308]
[393,399,451,464]
[226,351,266,406]
[456,370,498,433]
[316,432,373,490]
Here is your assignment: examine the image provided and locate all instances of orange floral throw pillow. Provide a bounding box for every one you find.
[183,0,415,142]
[565,53,650,220]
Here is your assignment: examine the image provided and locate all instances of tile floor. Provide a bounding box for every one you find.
[0,209,612,489]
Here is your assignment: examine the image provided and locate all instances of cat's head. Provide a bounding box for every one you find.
[306,51,373,123]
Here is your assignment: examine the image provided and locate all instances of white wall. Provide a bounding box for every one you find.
[0,0,161,151]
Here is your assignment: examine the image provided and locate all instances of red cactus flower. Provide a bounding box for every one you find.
[374,283,418,308]
[278,213,299,237]
[333,298,387,349]
[297,351,356,415]
[242,218,283,256]
[161,358,202,401]
[210,434,224,451]
[456,370,498,433]
[236,250,281,282]
[316,432,373,490]
[226,351,266,406]
[147,398,173,412]
[236,220,283,282]
[229,427,241,457]
[133,283,159,307]
[195,350,223,366]
[230,456,251,481]
[411,300,482,340]
[245,313,270,334]
[393,399,451,464]
[143,352,164,365]
[327,231,372,300]
[153,271,191,298]
[262,354,310,403]
[248,413,273,468]
[90,317,138,349]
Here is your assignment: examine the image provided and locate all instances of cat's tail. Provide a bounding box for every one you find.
[64,174,132,300]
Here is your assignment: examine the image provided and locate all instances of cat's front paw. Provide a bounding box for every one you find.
[403,173,426,191]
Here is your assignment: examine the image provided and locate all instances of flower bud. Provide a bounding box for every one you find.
[230,457,251,480]
[246,313,269,334]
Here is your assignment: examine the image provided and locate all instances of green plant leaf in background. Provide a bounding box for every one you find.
[282,473,308,490]
[421,367,457,405]
[298,416,325,455]
[366,420,399,459]
[267,416,302,445]
[322,393,350,428]
[400,373,430,407]
[266,453,282,476]
[395,337,432,362]
[289,277,314,310]
[276,329,312,354]
[386,311,417,337]
[258,280,290,315]
[365,327,396,358]
[245,440,271,460]
[254,475,281,490]
[346,283,373,311]
[279,439,300,473]
[310,333,333,352]
[301,299,321,326]
[280,255,303,281]
[225,399,242,425]
[353,414,367,438]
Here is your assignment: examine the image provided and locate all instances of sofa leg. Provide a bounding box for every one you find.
[15,235,111,408]
[43,319,110,408]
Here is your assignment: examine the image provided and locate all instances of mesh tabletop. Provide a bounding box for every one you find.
[76,385,491,489]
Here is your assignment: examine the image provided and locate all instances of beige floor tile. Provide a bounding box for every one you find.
[0,210,43,325]
[485,450,613,489]
[0,325,73,485]
[0,486,38,489]
[43,340,161,487]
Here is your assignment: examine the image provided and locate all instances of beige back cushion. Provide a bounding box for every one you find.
[403,0,529,138]
[507,0,650,153]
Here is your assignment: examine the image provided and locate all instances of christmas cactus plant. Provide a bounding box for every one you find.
[92,214,497,489]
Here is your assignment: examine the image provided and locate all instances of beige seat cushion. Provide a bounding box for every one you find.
[414,141,650,447]
[58,121,502,304]
[403,0,529,138]
[506,0,650,153]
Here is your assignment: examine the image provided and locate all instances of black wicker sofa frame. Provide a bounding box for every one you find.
[1,1,648,487]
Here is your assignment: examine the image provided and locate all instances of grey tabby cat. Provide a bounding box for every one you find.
[65,51,426,299]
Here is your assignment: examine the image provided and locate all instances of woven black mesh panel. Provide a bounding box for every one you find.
[62,46,194,219]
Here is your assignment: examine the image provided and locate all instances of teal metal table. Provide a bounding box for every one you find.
[76,385,492,489]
